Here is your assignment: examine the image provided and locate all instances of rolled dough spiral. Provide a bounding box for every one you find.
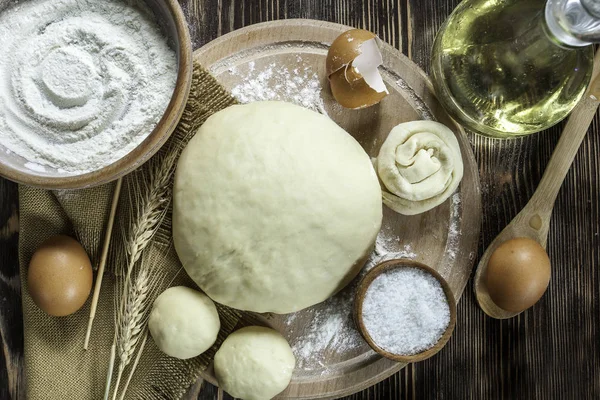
[375,121,463,215]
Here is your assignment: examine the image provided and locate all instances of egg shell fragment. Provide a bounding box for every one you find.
[326,29,378,76]
[329,67,387,109]
[326,29,388,109]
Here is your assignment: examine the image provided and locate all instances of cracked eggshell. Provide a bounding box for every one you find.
[326,29,378,76]
[326,29,388,109]
[329,67,387,109]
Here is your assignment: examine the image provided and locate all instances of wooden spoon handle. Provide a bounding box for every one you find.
[524,51,600,220]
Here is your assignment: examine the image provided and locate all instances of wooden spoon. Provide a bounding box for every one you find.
[474,50,600,319]
[354,259,457,363]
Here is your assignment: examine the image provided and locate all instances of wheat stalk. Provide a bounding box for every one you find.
[118,330,149,400]
[124,149,177,278]
[112,262,163,400]
[103,343,116,400]
[104,150,177,400]
[108,249,167,400]
[118,267,151,365]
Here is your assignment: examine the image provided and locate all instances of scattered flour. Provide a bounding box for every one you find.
[285,231,417,371]
[446,193,462,262]
[53,189,80,202]
[396,78,435,121]
[375,234,417,258]
[286,295,362,371]
[227,59,327,114]
[285,194,463,371]
[0,0,177,175]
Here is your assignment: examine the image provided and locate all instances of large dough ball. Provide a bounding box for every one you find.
[173,101,382,313]
[214,326,295,400]
[148,286,220,359]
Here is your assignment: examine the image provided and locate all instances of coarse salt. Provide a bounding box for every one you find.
[362,267,450,356]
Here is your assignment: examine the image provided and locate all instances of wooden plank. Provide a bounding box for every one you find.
[0,178,23,400]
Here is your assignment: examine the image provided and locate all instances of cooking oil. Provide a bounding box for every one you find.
[431,0,594,138]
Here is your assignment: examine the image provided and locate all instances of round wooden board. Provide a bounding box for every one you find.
[193,19,481,400]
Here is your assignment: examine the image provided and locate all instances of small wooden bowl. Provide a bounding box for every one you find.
[0,0,192,189]
[354,259,457,363]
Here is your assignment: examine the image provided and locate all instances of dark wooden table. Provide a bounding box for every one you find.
[2,0,600,399]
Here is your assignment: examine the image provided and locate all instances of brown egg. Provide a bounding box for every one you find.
[28,235,93,317]
[326,29,388,109]
[485,237,551,313]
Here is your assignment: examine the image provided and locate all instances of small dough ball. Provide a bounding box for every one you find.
[215,326,295,400]
[27,235,93,317]
[148,286,220,359]
[173,101,382,313]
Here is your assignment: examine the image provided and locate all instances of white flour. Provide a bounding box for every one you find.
[446,193,462,261]
[285,234,418,371]
[0,0,177,175]
[227,58,327,114]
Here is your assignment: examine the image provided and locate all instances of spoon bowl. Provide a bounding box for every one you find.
[354,259,457,363]
[474,223,550,319]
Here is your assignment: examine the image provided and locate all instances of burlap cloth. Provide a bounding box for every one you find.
[18,62,244,399]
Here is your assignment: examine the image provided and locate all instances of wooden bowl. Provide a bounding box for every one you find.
[354,259,457,363]
[0,0,192,189]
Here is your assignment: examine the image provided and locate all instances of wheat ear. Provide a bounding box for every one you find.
[112,265,156,400]
[104,150,177,399]
[124,151,175,279]
[118,149,176,326]
[118,330,148,400]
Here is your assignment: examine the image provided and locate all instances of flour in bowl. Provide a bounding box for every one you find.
[0,0,177,174]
